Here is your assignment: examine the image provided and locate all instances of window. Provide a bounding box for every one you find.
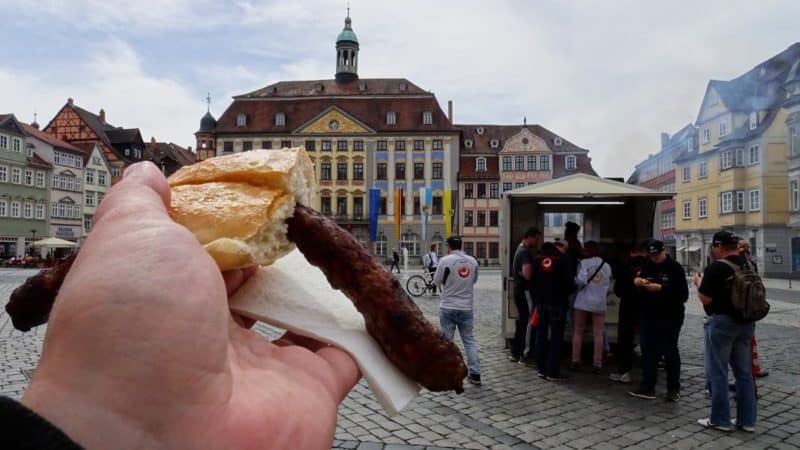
[337,163,347,180]
[736,191,745,211]
[376,163,387,180]
[353,197,363,217]
[223,141,233,152]
[304,140,316,151]
[35,171,45,188]
[515,156,524,171]
[321,140,332,151]
[719,121,727,137]
[527,155,536,171]
[0,165,6,182]
[242,141,253,151]
[0,135,7,149]
[422,111,433,125]
[490,140,499,148]
[698,161,708,178]
[0,200,5,216]
[502,156,512,171]
[465,183,473,199]
[353,163,363,180]
[395,140,405,151]
[432,140,443,150]
[54,151,81,168]
[748,189,761,211]
[337,140,348,151]
[432,196,443,215]
[791,126,799,156]
[386,111,396,125]
[539,155,550,171]
[476,157,487,172]
[125,148,130,157]
[464,139,473,148]
[490,211,499,227]
[86,191,95,207]
[432,162,443,179]
[720,192,733,214]
[477,183,486,198]
[703,128,710,143]
[374,234,387,256]
[280,140,291,148]
[379,196,387,215]
[698,198,707,218]
[413,196,421,215]
[464,210,473,227]
[749,112,758,130]
[661,211,675,229]
[98,193,104,205]
[489,183,498,199]
[84,215,92,232]
[515,182,525,189]
[400,233,420,256]
[24,170,33,186]
[735,148,745,166]
[11,201,20,217]
[111,167,121,177]
[320,197,332,216]
[464,242,474,255]
[503,182,512,192]
[237,114,247,127]
[353,140,364,151]
[320,163,331,180]
[791,180,799,212]
[565,155,576,170]
[720,151,732,170]
[395,162,405,179]
[413,162,424,179]
[489,242,499,258]
[748,145,760,165]
[23,202,32,218]
[11,167,21,184]
[13,138,21,152]
[682,200,691,219]
[477,211,486,227]
[275,112,286,126]
[26,147,32,158]
[35,204,45,220]
[376,140,387,151]
[337,197,347,216]
[413,140,424,151]
[86,170,94,184]
[97,171,106,186]
[262,140,273,149]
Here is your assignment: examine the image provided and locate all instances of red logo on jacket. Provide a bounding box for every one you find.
[540,257,553,272]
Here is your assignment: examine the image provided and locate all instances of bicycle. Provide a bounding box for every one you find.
[406,269,438,297]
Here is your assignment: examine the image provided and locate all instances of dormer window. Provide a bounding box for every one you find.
[267,86,277,94]
[476,127,484,135]
[565,155,577,170]
[464,139,473,148]
[275,112,286,127]
[422,111,433,125]
[237,113,247,127]
[687,136,694,150]
[386,111,396,125]
[490,139,499,148]
[399,82,407,92]
[476,157,487,172]
[358,81,367,92]
[554,137,563,146]
[749,112,758,130]
[314,83,324,92]
[125,149,130,156]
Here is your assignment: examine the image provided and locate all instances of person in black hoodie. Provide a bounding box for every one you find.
[628,239,688,402]
[610,245,648,384]
[532,242,575,380]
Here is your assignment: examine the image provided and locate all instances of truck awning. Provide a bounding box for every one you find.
[504,173,674,200]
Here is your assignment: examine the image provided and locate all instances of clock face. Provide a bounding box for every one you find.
[328,119,341,132]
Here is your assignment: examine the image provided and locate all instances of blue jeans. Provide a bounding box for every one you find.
[705,314,756,427]
[534,304,567,377]
[440,308,480,376]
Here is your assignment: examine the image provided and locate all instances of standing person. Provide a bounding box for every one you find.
[610,245,648,383]
[509,227,541,364]
[425,243,439,274]
[693,231,758,432]
[738,239,768,379]
[390,248,400,273]
[533,242,574,380]
[570,241,611,373]
[434,236,481,385]
[628,239,688,402]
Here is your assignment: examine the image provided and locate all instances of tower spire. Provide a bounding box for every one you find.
[335,7,359,83]
[206,93,211,112]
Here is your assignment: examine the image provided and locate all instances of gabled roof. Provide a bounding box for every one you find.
[456,124,588,155]
[236,78,428,99]
[20,122,82,153]
[30,153,53,169]
[145,141,196,166]
[71,142,104,165]
[0,113,25,135]
[505,173,672,199]
[106,128,143,145]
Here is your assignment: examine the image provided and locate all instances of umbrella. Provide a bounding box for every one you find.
[28,237,78,248]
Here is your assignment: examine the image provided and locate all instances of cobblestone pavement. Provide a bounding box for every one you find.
[2,267,799,449]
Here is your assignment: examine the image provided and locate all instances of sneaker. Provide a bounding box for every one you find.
[697,418,732,432]
[628,387,656,400]
[508,353,520,363]
[518,358,536,368]
[610,372,632,384]
[568,361,582,371]
[537,372,546,379]
[467,373,482,386]
[733,419,755,433]
[666,389,680,402]
[546,374,569,381]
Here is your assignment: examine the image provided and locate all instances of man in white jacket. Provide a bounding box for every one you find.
[570,241,612,373]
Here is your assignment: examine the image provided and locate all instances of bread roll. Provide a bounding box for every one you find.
[167,148,316,270]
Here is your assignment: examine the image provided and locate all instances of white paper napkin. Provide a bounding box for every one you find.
[228,249,421,416]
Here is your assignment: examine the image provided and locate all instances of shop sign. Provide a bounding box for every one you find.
[56,227,75,238]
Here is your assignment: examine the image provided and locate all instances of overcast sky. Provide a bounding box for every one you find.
[1,0,798,178]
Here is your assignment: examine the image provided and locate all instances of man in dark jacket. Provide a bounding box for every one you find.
[610,245,647,384]
[532,242,575,380]
[628,239,688,402]
[509,227,540,364]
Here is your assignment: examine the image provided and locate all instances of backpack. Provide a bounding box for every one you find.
[719,259,770,322]
[422,252,431,269]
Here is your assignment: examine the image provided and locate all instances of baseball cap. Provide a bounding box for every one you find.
[565,221,581,231]
[643,238,665,255]
[446,235,463,247]
[712,230,739,246]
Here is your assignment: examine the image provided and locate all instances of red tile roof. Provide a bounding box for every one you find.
[236,78,429,98]
[145,142,196,166]
[30,153,53,169]
[456,124,589,155]
[459,154,499,180]
[20,122,83,153]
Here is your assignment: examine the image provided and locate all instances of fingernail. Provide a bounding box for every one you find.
[123,162,149,179]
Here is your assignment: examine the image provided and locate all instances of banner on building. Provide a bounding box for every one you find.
[394,187,402,241]
[444,189,452,237]
[368,188,381,242]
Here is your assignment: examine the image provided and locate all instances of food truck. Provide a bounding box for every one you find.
[499,173,673,346]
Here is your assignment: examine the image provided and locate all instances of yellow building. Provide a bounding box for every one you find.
[676,43,800,276]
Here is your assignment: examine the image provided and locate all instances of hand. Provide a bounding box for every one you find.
[643,283,662,293]
[693,273,703,287]
[22,162,360,449]
[633,277,647,288]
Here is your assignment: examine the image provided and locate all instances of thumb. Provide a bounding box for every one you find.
[93,162,171,227]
